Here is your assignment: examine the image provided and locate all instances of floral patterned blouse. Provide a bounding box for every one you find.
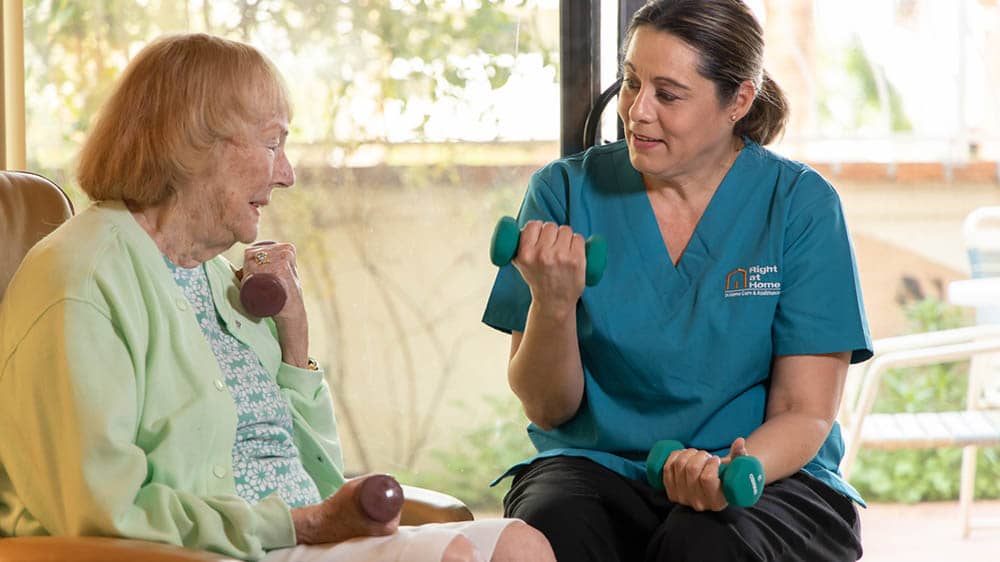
[166,257,321,508]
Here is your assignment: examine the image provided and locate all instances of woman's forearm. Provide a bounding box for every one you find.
[747,352,850,483]
[290,505,321,545]
[509,301,585,430]
[276,315,309,368]
[746,411,834,484]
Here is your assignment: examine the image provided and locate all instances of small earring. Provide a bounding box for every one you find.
[730,114,738,122]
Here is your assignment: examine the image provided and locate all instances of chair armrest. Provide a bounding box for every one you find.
[400,485,474,525]
[0,487,474,561]
[0,536,239,562]
[870,324,1000,355]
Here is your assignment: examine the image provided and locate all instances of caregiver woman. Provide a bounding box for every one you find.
[482,1,872,561]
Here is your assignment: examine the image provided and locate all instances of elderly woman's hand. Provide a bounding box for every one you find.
[242,241,310,368]
[290,476,400,545]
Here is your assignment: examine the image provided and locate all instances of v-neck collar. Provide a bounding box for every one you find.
[615,140,758,302]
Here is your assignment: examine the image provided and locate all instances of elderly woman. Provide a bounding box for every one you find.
[0,33,553,562]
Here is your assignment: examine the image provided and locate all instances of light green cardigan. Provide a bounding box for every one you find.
[0,201,345,560]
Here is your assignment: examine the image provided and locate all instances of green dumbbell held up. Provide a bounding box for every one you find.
[490,216,608,286]
[645,439,765,508]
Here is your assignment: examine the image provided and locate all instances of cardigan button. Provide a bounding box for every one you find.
[214,379,225,391]
[175,298,188,311]
[213,465,227,478]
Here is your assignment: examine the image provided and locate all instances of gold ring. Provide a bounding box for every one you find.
[254,251,269,265]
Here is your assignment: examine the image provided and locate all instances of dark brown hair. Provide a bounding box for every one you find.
[624,0,788,145]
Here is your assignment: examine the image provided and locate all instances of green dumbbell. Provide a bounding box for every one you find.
[489,216,608,286]
[645,439,765,508]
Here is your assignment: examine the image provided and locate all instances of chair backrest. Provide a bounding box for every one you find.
[0,171,74,302]
[964,207,1000,280]
[960,206,1000,408]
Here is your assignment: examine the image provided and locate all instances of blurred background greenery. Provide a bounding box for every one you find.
[21,0,1000,514]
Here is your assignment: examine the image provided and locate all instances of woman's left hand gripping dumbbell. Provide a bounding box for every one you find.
[240,240,310,367]
[661,437,761,511]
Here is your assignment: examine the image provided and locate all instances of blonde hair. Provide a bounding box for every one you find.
[77,33,291,206]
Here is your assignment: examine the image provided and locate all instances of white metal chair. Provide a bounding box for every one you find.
[839,207,1000,538]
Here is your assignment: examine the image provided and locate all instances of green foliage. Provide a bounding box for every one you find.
[848,296,1000,503]
[394,395,534,512]
[901,296,969,333]
[842,39,913,132]
[816,35,913,135]
[24,0,558,199]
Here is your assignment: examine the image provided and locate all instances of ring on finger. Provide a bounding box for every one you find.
[254,251,269,266]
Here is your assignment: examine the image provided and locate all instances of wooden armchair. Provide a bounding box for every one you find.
[0,170,473,561]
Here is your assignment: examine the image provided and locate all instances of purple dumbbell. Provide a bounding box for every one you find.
[357,474,405,523]
[238,241,287,318]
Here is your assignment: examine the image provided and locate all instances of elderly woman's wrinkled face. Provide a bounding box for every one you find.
[197,115,294,246]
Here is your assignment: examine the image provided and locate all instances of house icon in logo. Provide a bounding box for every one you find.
[726,268,748,291]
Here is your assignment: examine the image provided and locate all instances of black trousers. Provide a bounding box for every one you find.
[503,456,863,562]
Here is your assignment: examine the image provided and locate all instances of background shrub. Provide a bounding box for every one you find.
[395,395,534,513]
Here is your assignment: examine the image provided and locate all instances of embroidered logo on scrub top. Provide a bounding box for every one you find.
[724,265,781,298]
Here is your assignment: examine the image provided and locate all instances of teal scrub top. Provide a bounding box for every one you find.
[482,140,873,505]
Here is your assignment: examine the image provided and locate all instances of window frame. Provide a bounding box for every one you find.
[1,0,25,170]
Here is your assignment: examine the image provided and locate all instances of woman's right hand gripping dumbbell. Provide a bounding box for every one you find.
[493,218,606,429]
[511,221,590,312]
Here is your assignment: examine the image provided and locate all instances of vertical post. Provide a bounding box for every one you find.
[560,0,601,157]
[956,0,968,161]
[618,0,645,49]
[616,0,644,141]
[0,4,6,169]
[3,0,25,170]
